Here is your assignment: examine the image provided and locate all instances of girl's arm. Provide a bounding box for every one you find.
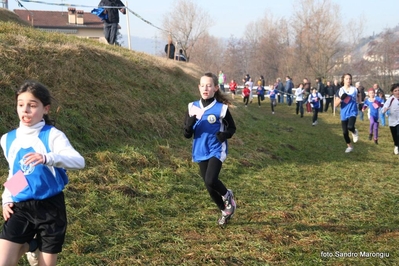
[222,109,236,138]
[47,128,85,170]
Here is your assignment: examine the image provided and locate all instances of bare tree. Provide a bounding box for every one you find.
[291,0,343,80]
[162,0,213,61]
[189,33,224,72]
[364,30,399,89]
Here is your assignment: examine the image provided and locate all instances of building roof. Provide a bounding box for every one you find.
[13,9,103,29]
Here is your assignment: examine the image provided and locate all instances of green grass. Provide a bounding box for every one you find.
[0,11,398,265]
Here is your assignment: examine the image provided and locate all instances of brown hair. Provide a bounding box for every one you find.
[203,72,233,106]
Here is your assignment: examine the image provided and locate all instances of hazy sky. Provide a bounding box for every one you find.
[7,0,399,43]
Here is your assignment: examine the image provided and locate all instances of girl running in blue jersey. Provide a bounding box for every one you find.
[334,73,359,153]
[184,73,237,227]
[362,88,383,144]
[0,81,85,266]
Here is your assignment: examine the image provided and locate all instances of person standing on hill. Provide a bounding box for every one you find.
[285,76,294,106]
[275,78,284,104]
[183,72,236,227]
[315,78,325,112]
[356,81,366,121]
[334,73,359,153]
[164,37,175,59]
[324,81,335,113]
[382,83,399,155]
[0,81,85,266]
[98,0,126,45]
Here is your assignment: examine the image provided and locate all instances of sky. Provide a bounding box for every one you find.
[6,0,399,53]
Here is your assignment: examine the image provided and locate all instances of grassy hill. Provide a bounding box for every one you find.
[1,8,399,265]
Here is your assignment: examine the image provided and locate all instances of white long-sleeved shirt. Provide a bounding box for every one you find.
[295,88,304,101]
[383,96,399,127]
[1,121,85,205]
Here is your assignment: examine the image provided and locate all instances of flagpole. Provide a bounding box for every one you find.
[125,1,131,50]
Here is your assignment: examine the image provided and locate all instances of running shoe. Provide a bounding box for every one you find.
[352,129,359,143]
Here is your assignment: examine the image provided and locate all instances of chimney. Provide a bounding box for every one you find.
[68,7,76,24]
[76,10,84,25]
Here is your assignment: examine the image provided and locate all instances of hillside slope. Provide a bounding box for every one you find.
[0,11,203,152]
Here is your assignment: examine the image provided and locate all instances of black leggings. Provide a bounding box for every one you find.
[312,108,319,123]
[341,116,357,144]
[389,125,399,147]
[198,157,227,210]
[243,96,249,105]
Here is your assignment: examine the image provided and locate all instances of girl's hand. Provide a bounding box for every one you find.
[2,203,14,221]
[23,152,45,166]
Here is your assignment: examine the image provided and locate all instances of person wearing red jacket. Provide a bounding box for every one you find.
[229,79,237,99]
[242,84,250,107]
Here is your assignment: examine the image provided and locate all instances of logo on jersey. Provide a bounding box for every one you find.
[207,115,217,124]
[19,158,34,175]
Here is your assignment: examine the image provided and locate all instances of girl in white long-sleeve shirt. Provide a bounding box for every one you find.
[0,80,85,266]
[295,83,305,117]
[382,83,399,155]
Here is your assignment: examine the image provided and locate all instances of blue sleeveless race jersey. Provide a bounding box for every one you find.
[338,86,358,120]
[189,100,228,163]
[5,125,68,202]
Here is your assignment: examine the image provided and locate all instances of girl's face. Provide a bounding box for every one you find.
[368,90,375,98]
[17,92,49,127]
[199,76,218,99]
[344,75,352,87]
[393,88,399,98]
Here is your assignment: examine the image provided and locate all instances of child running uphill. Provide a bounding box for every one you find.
[229,79,237,100]
[334,73,359,153]
[362,88,383,144]
[183,72,237,227]
[268,84,278,114]
[256,80,265,107]
[0,80,85,266]
[382,83,399,155]
[242,84,250,107]
[308,88,322,126]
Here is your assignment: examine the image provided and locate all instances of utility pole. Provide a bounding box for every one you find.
[1,0,8,9]
[125,1,131,50]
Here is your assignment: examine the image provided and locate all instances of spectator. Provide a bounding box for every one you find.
[175,49,187,62]
[98,0,126,45]
[315,78,325,112]
[285,76,294,106]
[259,75,265,86]
[164,38,175,59]
[356,81,366,121]
[324,81,335,113]
[218,71,226,92]
[275,78,284,104]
